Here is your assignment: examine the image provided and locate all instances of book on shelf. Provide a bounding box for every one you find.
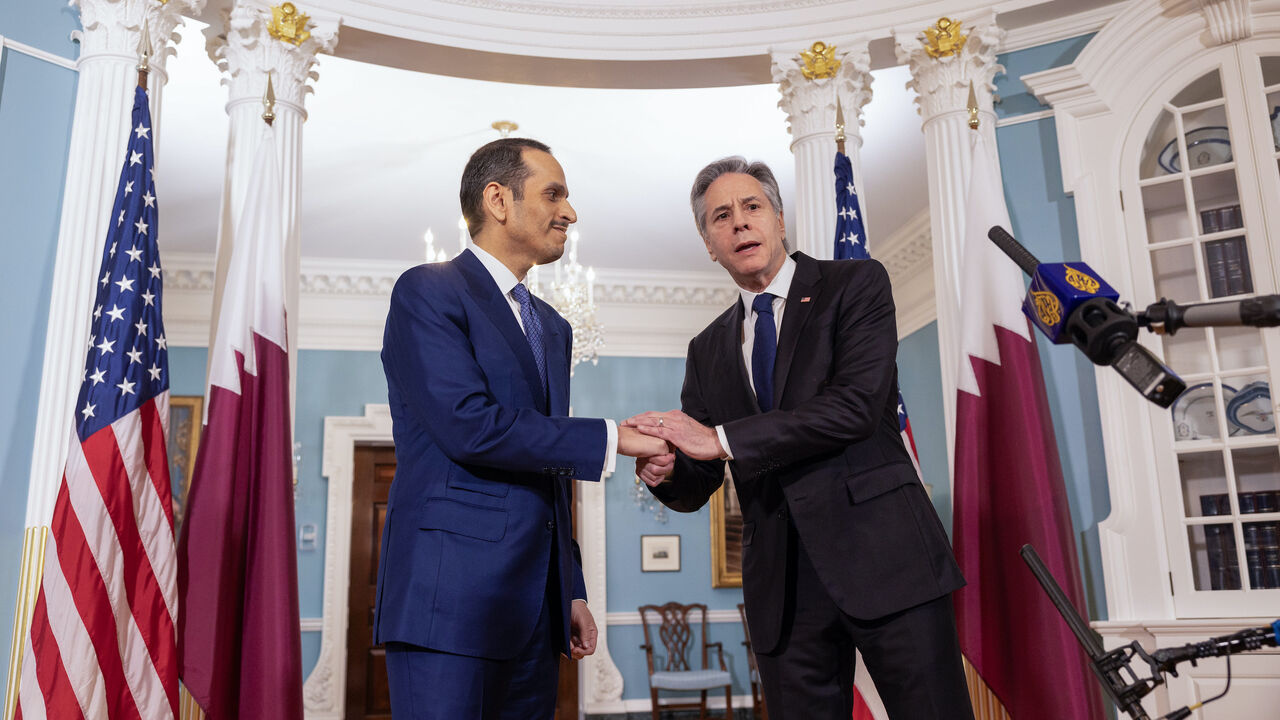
[1200,490,1280,590]
[1202,236,1253,298]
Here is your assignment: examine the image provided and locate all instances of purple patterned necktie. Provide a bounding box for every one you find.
[511,282,547,392]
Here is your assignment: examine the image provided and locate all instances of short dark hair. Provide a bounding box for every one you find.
[689,156,790,252]
[459,137,552,236]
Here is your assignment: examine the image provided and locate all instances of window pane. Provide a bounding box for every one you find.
[1233,447,1280,504]
[1142,179,1191,242]
[1173,69,1224,106]
[1171,382,1228,441]
[1261,56,1280,87]
[1181,451,1229,516]
[1163,327,1213,375]
[1151,244,1200,302]
[1221,373,1275,439]
[1180,105,1232,173]
[1188,524,1241,591]
[1142,109,1180,179]
[1266,89,1280,151]
[1215,326,1266,371]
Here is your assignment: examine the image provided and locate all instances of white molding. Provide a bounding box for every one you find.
[0,35,78,70]
[874,208,935,339]
[163,252,736,356]
[303,404,394,719]
[577,471,625,709]
[998,3,1118,54]
[995,108,1055,127]
[606,609,743,626]
[300,617,323,632]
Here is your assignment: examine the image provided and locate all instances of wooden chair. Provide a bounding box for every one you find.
[738,602,768,720]
[638,602,733,720]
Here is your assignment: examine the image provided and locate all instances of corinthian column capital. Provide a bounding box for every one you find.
[894,13,1003,128]
[771,40,873,148]
[206,2,340,118]
[74,0,205,74]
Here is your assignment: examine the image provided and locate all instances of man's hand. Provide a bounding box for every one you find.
[624,410,725,461]
[569,600,597,660]
[618,426,669,457]
[635,451,676,488]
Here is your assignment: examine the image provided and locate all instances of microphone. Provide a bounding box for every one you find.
[1148,621,1280,676]
[1137,295,1280,334]
[987,226,1186,408]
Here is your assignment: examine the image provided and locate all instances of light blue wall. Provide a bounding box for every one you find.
[897,323,952,532]
[0,0,79,687]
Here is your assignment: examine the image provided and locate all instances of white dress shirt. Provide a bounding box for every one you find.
[469,244,618,478]
[715,255,797,460]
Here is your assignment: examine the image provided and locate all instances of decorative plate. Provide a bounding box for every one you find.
[1172,382,1237,440]
[1157,126,1232,174]
[1226,381,1274,435]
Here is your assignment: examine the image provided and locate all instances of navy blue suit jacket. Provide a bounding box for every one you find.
[376,248,606,660]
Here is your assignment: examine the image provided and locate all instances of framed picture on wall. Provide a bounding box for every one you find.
[710,463,743,588]
[167,395,203,536]
[640,534,681,572]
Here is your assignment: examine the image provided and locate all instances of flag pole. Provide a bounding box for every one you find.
[835,96,847,155]
[966,80,980,131]
[262,72,276,127]
[137,19,152,90]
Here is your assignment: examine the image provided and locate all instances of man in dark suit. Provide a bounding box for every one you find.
[628,157,974,719]
[378,138,665,719]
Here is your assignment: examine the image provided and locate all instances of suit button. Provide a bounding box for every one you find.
[546,521,556,531]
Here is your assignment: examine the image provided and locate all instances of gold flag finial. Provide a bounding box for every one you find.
[262,73,276,126]
[924,17,968,59]
[136,18,152,86]
[800,41,840,80]
[491,120,518,138]
[967,80,979,130]
[269,3,311,46]
[835,96,846,155]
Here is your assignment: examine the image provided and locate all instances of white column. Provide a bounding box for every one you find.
[10,0,202,712]
[577,478,624,712]
[894,14,1004,480]
[203,2,337,416]
[772,41,873,260]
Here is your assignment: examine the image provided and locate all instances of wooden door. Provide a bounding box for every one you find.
[345,445,580,718]
[346,444,395,719]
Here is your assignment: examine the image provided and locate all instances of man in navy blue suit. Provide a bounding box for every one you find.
[378,138,666,718]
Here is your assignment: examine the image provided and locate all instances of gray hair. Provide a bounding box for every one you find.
[689,156,789,251]
[460,137,552,236]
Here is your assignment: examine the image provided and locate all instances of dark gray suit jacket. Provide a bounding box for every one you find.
[650,252,964,653]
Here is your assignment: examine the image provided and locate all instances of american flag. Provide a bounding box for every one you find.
[18,85,178,719]
[833,151,923,478]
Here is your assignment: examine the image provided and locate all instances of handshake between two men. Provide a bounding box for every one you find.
[616,411,721,487]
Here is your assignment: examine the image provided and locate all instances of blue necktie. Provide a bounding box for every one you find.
[511,282,548,393]
[751,293,777,412]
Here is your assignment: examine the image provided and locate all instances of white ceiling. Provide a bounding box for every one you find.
[158,18,926,273]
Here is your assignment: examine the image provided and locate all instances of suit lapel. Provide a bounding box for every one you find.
[716,299,760,417]
[454,250,547,413]
[541,300,566,416]
[773,253,821,409]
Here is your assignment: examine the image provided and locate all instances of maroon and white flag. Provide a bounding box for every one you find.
[951,133,1104,720]
[176,125,302,719]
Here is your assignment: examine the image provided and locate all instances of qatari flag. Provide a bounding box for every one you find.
[951,133,1103,720]
[176,124,302,719]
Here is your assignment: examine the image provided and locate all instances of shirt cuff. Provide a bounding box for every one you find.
[602,419,618,480]
[715,425,734,460]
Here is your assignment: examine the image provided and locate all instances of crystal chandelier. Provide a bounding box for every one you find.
[423,226,604,372]
[528,230,604,373]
